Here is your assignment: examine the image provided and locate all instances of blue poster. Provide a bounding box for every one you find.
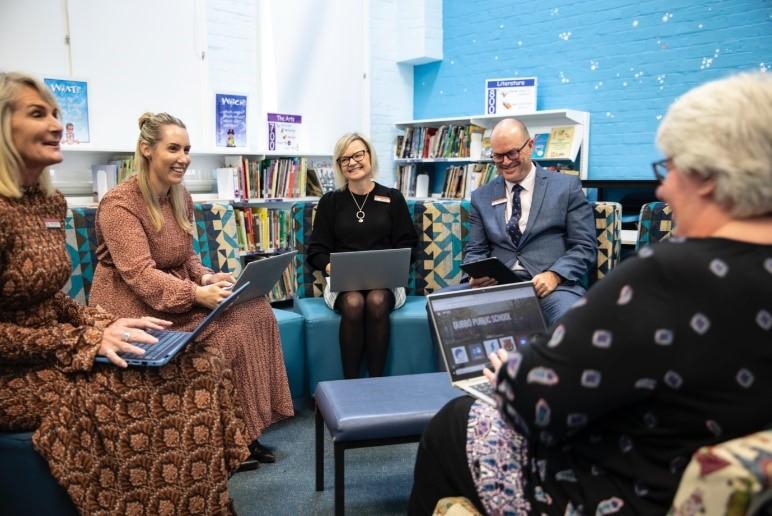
[44,78,89,144]
[215,93,247,147]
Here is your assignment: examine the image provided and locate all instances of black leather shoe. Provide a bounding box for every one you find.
[235,457,260,473]
[248,440,276,463]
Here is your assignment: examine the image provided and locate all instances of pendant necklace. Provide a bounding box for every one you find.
[349,187,371,223]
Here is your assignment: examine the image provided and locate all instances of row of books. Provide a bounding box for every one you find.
[226,157,309,199]
[261,259,296,303]
[90,156,134,194]
[395,124,484,159]
[233,206,294,254]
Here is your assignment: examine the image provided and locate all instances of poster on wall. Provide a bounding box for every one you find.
[267,113,301,152]
[484,77,537,115]
[215,93,247,148]
[44,78,90,144]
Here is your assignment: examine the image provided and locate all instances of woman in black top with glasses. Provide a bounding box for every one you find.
[307,133,418,379]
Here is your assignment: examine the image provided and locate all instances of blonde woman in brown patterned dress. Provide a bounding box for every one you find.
[0,72,250,514]
[88,112,294,467]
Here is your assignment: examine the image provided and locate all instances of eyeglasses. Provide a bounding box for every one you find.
[492,139,531,163]
[337,149,368,167]
[651,158,672,182]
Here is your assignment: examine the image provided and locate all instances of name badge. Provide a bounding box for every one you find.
[43,217,61,229]
[373,195,391,203]
[491,198,507,206]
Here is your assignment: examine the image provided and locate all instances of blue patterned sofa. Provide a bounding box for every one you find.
[292,199,623,394]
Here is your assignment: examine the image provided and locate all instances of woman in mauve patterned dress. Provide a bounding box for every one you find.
[409,73,772,515]
[0,72,250,515]
[88,112,293,468]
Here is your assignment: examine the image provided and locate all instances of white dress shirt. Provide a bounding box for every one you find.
[504,164,536,271]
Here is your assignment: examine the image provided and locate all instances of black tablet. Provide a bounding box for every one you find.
[460,257,520,285]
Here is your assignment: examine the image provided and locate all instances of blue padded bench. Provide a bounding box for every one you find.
[298,296,435,394]
[0,432,78,515]
[273,307,305,401]
[314,373,463,516]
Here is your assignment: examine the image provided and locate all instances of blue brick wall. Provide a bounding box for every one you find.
[414,0,772,179]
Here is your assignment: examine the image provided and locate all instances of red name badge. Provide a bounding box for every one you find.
[43,217,61,229]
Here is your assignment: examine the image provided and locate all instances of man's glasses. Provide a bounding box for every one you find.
[651,158,671,182]
[492,139,531,163]
[338,149,368,167]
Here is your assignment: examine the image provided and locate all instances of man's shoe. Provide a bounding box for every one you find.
[248,440,276,463]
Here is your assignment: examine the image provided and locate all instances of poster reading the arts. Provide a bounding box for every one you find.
[44,78,90,144]
[484,77,537,115]
[215,93,247,147]
[267,113,301,152]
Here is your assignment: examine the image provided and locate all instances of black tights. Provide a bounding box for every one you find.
[335,289,395,379]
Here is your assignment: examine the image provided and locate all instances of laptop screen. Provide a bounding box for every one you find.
[429,282,547,381]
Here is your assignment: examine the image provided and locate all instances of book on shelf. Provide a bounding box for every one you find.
[544,126,575,159]
[306,166,335,197]
[242,253,297,303]
[531,133,550,159]
[233,206,293,254]
[395,124,482,160]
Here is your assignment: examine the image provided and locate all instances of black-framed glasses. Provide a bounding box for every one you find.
[338,149,368,167]
[651,158,671,182]
[492,139,531,163]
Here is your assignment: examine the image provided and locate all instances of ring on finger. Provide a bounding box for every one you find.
[121,331,131,342]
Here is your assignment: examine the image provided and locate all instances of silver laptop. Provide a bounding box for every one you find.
[231,250,297,303]
[329,248,411,293]
[95,282,251,367]
[426,282,547,405]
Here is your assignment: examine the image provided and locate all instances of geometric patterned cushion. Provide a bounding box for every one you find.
[63,202,240,305]
[192,202,242,277]
[63,207,98,305]
[591,201,622,284]
[636,201,672,249]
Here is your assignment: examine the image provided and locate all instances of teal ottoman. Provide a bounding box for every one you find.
[273,308,306,400]
[295,296,436,394]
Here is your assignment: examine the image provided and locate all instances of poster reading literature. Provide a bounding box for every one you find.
[44,78,90,144]
[484,77,537,115]
[267,113,301,152]
[215,93,247,147]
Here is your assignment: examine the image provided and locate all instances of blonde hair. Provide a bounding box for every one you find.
[332,132,378,188]
[657,72,772,218]
[0,72,56,198]
[134,112,192,232]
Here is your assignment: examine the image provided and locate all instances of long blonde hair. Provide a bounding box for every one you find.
[0,72,56,198]
[134,112,192,233]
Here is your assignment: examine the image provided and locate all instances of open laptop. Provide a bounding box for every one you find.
[329,248,411,293]
[95,282,251,367]
[426,282,547,405]
[231,250,297,304]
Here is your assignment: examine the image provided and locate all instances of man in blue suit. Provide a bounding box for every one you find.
[464,118,596,325]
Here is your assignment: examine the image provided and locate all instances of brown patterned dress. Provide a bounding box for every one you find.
[89,176,293,442]
[0,185,249,515]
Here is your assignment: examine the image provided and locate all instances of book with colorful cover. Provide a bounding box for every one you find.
[544,126,575,159]
[531,133,550,159]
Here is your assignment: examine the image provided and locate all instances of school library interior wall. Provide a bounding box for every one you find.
[0,0,366,182]
[412,0,772,180]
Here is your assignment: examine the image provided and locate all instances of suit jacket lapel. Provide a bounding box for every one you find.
[491,176,509,247]
[521,167,549,244]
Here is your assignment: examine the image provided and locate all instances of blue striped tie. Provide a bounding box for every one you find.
[506,184,524,247]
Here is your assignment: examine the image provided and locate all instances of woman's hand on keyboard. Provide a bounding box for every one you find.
[98,317,172,368]
[483,349,509,386]
[195,281,233,309]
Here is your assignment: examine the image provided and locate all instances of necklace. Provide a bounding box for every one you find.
[349,187,371,223]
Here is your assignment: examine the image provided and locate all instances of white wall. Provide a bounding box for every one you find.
[0,0,368,185]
